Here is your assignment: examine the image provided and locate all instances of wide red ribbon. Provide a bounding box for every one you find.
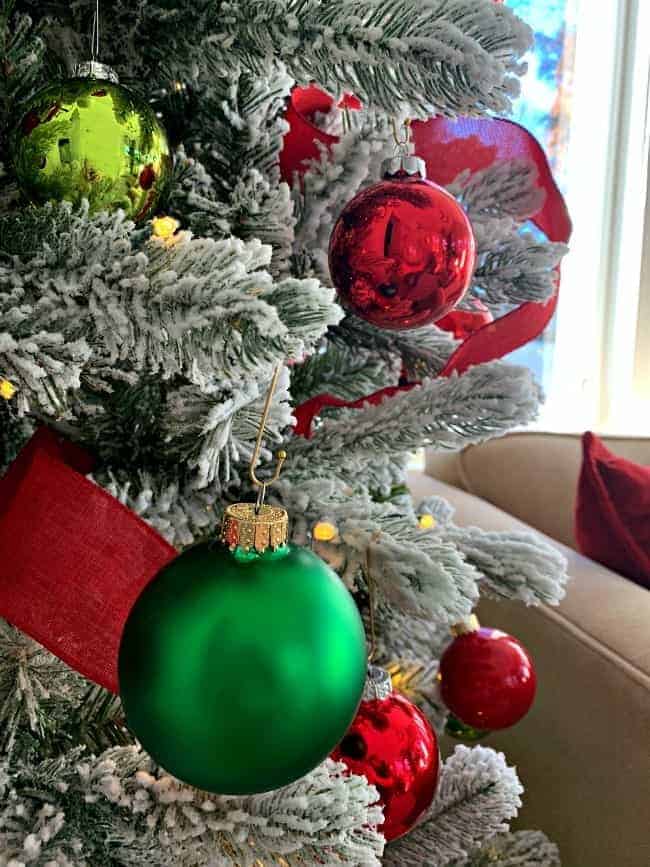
[0,428,176,693]
[413,115,571,375]
[286,109,572,431]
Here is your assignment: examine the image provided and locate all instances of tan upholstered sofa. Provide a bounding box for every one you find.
[408,432,650,867]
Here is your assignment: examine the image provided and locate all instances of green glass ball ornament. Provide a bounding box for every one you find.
[11,62,172,222]
[118,504,367,795]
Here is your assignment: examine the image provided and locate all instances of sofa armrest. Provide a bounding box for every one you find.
[408,471,650,867]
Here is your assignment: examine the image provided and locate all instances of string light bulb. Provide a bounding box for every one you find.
[152,215,180,243]
[0,379,16,400]
[313,520,339,542]
[418,513,436,530]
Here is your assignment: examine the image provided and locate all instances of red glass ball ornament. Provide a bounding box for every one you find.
[329,175,476,330]
[331,673,439,841]
[438,627,537,731]
[436,299,493,340]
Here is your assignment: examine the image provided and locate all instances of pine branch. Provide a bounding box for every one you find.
[276,476,480,626]
[24,0,532,117]
[1,749,384,866]
[444,524,569,606]
[209,0,533,116]
[290,341,402,405]
[384,745,523,867]
[0,3,45,207]
[451,162,546,224]
[288,362,541,485]
[0,204,341,417]
[0,622,79,757]
[450,830,561,867]
[471,220,567,308]
[168,68,296,273]
[414,495,569,607]
[330,317,460,380]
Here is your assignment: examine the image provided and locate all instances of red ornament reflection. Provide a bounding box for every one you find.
[328,177,476,330]
[438,627,537,730]
[331,692,440,841]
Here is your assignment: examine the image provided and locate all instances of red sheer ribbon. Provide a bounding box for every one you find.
[412,116,572,376]
[291,113,572,432]
[0,428,176,693]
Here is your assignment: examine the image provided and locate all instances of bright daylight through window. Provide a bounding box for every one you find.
[510,0,650,433]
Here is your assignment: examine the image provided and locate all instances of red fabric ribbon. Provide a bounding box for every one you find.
[280,86,361,184]
[293,386,410,438]
[411,116,571,244]
[289,111,572,431]
[0,428,176,693]
[437,300,493,341]
[413,116,572,376]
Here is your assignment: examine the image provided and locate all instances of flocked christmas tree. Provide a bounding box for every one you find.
[0,0,572,864]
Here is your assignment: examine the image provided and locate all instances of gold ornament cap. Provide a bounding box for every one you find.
[221,503,288,553]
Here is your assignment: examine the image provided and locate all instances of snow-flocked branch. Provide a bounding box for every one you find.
[36,0,535,118]
[0,748,384,866]
[448,830,561,867]
[289,362,541,485]
[385,745,523,867]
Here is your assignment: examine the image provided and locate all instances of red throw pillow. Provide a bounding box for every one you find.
[575,432,650,588]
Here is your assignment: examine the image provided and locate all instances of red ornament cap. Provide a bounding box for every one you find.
[332,668,440,841]
[438,626,537,730]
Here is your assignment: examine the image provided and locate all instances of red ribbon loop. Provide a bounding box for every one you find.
[0,428,175,693]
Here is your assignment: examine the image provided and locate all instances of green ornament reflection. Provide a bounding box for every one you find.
[11,76,171,222]
[444,712,490,742]
[118,542,368,795]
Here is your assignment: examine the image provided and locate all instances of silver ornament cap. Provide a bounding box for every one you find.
[364,665,394,701]
[73,60,119,83]
[381,154,427,180]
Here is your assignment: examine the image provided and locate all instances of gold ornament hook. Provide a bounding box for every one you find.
[364,531,382,663]
[249,364,287,511]
[391,118,412,151]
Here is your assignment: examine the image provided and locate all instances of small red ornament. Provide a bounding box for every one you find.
[436,299,493,340]
[438,619,536,731]
[329,155,476,330]
[331,666,439,842]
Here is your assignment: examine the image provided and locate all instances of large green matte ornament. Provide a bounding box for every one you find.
[118,505,367,795]
[11,63,171,222]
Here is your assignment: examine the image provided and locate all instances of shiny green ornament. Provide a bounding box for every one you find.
[11,62,171,222]
[118,504,367,795]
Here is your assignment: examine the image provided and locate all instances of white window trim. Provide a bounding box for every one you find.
[541,0,650,434]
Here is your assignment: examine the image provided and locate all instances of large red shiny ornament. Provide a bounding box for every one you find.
[331,687,439,841]
[439,627,537,731]
[328,176,476,330]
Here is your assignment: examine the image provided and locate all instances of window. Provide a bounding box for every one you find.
[507,0,650,433]
[505,0,577,411]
